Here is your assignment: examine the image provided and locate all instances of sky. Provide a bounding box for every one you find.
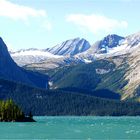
[0,0,139,50]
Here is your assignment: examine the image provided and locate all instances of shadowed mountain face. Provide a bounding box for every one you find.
[99,34,124,48]
[96,34,125,53]
[0,37,48,89]
[80,34,125,55]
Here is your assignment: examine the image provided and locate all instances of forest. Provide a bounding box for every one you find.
[0,78,140,116]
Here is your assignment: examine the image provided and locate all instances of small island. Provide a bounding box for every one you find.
[0,99,35,122]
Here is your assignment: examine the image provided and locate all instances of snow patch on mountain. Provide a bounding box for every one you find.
[11,49,62,66]
[83,59,92,63]
[96,68,110,74]
[11,49,61,58]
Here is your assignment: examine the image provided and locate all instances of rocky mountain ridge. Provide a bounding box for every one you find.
[10,32,140,68]
[47,38,91,56]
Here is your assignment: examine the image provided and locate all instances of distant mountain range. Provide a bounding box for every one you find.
[0,31,140,101]
[10,38,91,69]
[9,31,140,101]
[10,32,140,67]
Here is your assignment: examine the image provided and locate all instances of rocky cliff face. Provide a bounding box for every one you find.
[0,37,48,89]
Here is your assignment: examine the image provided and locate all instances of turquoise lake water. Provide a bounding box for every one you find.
[0,116,140,139]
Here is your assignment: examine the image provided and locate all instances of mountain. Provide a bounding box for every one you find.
[8,32,140,100]
[1,33,140,115]
[76,32,140,62]
[10,32,140,69]
[47,38,91,56]
[46,44,140,101]
[10,34,135,68]
[0,37,48,89]
[23,32,139,101]
[10,38,91,69]
[77,34,126,60]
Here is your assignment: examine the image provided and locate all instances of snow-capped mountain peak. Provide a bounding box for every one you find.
[47,38,91,56]
[10,32,140,69]
[75,32,140,62]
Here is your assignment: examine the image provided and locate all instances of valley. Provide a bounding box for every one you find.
[0,31,140,116]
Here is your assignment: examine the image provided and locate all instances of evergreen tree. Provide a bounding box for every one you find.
[0,99,24,121]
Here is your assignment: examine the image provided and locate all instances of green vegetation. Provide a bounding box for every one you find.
[0,99,35,122]
[0,78,140,116]
[0,99,24,121]
[44,59,128,99]
[47,60,114,89]
[24,59,129,98]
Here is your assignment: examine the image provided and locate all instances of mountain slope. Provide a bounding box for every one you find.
[47,59,127,94]
[47,38,91,56]
[46,44,140,101]
[0,37,48,89]
[23,56,85,72]
[122,44,140,100]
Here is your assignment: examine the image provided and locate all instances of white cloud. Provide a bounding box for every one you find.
[0,0,47,21]
[66,14,128,34]
[0,0,52,31]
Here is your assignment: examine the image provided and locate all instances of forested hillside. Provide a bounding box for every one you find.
[0,78,140,116]
[46,59,128,98]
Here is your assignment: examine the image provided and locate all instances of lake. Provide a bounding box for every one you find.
[0,116,140,139]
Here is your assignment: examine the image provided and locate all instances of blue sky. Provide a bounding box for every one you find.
[0,0,139,50]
